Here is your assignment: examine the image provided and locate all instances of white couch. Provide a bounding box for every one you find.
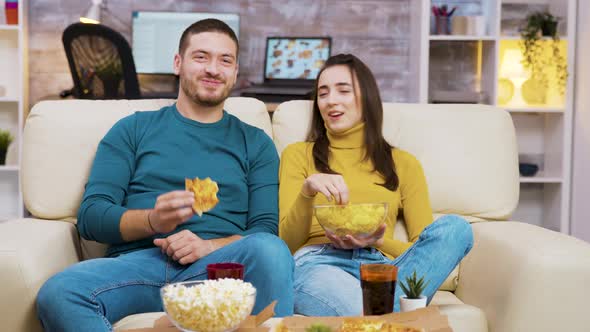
[1,97,589,332]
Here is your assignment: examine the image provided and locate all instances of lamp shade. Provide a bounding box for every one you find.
[80,0,102,24]
[500,49,527,79]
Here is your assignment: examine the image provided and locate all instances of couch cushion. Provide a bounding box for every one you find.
[272,100,519,220]
[22,97,271,221]
[113,312,164,331]
[113,291,487,332]
[431,291,488,332]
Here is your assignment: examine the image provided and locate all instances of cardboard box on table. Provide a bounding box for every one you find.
[122,302,451,332]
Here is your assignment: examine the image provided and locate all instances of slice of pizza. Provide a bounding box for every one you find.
[185,177,219,217]
[379,323,423,332]
[339,319,423,332]
[340,318,383,332]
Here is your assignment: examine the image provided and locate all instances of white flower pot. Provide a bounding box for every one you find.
[399,295,427,312]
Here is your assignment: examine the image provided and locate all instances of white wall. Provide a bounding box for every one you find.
[570,0,590,242]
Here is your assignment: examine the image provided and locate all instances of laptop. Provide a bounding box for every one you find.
[241,36,332,99]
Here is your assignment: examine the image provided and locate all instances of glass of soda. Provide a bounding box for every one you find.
[360,263,398,315]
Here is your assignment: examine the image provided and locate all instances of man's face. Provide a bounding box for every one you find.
[174,32,238,107]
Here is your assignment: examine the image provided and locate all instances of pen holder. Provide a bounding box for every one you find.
[435,16,450,35]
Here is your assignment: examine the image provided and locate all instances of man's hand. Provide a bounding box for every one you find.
[149,190,195,234]
[326,223,386,250]
[302,173,349,205]
[154,230,214,265]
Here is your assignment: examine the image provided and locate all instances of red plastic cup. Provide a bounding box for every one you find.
[5,2,18,25]
[206,262,244,280]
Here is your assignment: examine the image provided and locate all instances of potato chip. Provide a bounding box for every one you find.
[185,177,219,217]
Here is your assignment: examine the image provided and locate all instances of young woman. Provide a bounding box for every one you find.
[279,54,473,315]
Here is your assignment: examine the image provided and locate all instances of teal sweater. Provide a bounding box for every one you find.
[77,104,279,257]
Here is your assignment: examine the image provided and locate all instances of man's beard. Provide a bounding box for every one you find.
[180,74,233,107]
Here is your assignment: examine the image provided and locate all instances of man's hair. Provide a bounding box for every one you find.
[307,54,399,191]
[178,18,239,57]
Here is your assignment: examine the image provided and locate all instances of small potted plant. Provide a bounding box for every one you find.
[520,11,568,98]
[0,129,14,165]
[399,270,429,312]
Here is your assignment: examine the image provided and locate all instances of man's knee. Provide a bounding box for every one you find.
[37,273,73,315]
[241,233,294,271]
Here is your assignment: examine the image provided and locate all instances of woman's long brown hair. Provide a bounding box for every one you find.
[307,54,399,191]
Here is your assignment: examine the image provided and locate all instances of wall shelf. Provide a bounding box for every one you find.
[0,25,19,31]
[429,35,496,41]
[0,166,19,172]
[520,173,563,183]
[0,2,25,222]
[499,36,567,41]
[504,106,565,113]
[416,0,576,234]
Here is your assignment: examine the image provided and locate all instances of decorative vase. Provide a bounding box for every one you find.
[0,148,7,165]
[541,21,558,36]
[435,16,450,35]
[497,78,515,105]
[519,163,539,177]
[399,295,427,312]
[521,78,547,105]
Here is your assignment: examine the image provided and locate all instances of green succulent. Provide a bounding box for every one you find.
[0,129,13,151]
[305,323,332,332]
[400,270,429,299]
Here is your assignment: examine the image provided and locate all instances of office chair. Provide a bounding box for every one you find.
[62,22,141,99]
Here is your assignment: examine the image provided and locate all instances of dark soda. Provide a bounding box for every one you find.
[361,279,395,315]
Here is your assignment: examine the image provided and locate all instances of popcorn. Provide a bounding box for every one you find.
[315,203,387,237]
[161,279,256,332]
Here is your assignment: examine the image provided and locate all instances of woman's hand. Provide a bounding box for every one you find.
[326,223,386,249]
[302,173,349,204]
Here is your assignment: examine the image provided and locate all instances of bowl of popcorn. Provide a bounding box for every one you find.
[160,278,256,332]
[314,202,388,238]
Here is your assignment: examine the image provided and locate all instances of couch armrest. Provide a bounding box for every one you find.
[0,218,82,332]
[455,221,590,332]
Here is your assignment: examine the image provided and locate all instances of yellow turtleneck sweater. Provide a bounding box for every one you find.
[278,122,433,259]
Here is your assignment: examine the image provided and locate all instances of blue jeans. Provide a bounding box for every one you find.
[293,215,473,316]
[36,233,294,332]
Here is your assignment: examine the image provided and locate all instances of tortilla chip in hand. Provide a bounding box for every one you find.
[185,177,219,217]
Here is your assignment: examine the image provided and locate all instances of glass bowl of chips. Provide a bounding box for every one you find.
[314,203,388,238]
[161,279,256,332]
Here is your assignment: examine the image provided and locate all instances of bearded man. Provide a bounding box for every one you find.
[36,19,294,332]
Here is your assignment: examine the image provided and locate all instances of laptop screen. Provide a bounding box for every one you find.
[263,37,331,83]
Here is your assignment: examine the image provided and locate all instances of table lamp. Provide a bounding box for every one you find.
[499,49,528,106]
[80,0,103,24]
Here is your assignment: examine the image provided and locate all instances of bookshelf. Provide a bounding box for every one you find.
[411,0,576,233]
[0,1,26,221]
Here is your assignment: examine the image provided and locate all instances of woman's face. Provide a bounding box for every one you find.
[316,65,363,133]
